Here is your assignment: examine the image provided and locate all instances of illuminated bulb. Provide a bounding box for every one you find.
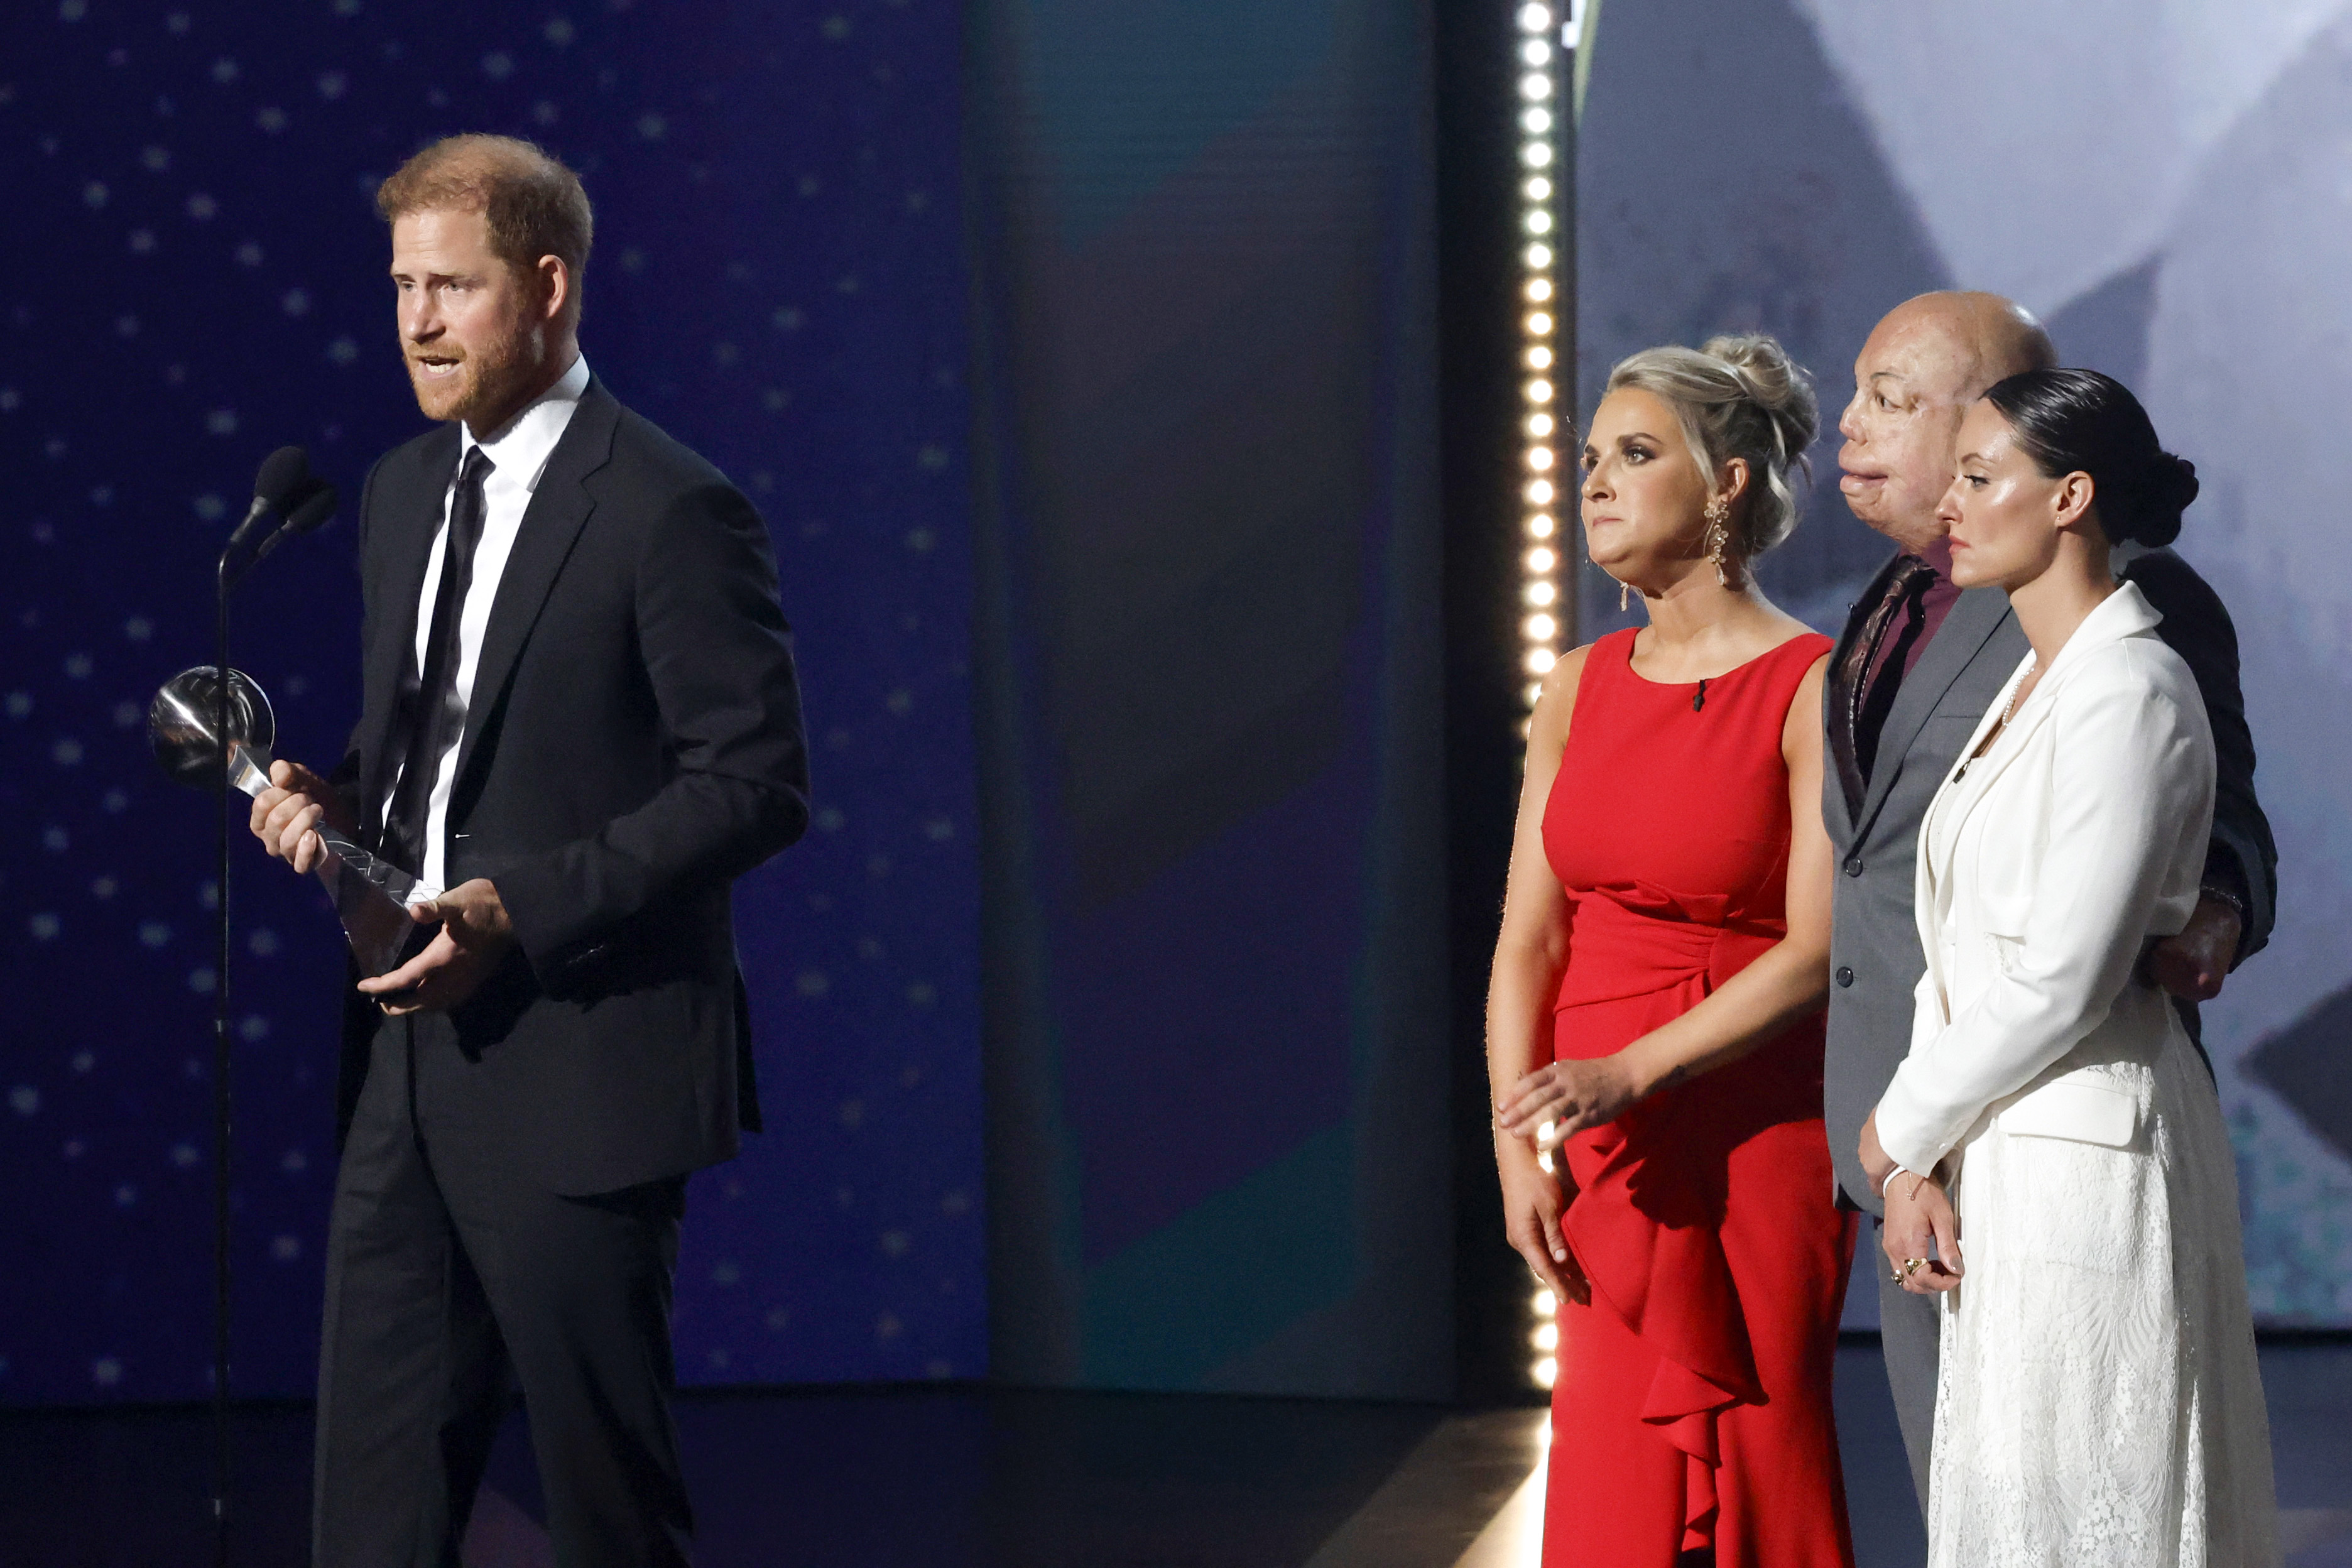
[1525,209,1554,234]
[1526,378,1554,403]
[1532,1322,1560,1352]
[1526,545,1557,572]
[1526,242,1553,268]
[1526,580,1557,607]
[1526,344,1554,369]
[1532,1355,1558,1389]
[1527,411,1554,437]
[1520,73,1552,101]
[1525,478,1555,504]
[1524,680,1544,707]
[1527,513,1556,538]
[1518,712,1533,741]
[1527,311,1553,335]
[1522,106,1552,135]
[1522,141,1554,168]
[1525,176,1553,202]
[1526,276,1554,301]
[1524,612,1557,641]
[1533,1288,1559,1315]
[1527,446,1555,471]
[1537,1146,1555,1173]
[1518,3,1552,33]
[1525,647,1558,675]
[1522,39,1551,66]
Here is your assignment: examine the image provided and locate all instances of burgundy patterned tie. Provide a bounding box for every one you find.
[1852,557,1938,783]
[1832,554,1934,817]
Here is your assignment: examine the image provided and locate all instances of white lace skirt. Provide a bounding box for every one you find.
[1927,1026,2280,1568]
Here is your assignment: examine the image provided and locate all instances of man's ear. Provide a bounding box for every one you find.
[536,254,571,325]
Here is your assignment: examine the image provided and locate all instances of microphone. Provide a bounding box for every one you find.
[248,479,339,567]
[221,445,313,560]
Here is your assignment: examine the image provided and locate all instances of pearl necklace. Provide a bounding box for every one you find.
[1956,660,2036,782]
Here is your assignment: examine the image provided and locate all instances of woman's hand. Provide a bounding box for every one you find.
[1496,1133,1589,1305]
[1496,1054,1643,1145]
[1882,1169,1963,1294]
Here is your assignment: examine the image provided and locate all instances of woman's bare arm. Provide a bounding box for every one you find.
[1496,653,1836,1142]
[1485,646,1591,1302]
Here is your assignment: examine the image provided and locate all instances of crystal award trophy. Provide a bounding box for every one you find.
[150,665,438,977]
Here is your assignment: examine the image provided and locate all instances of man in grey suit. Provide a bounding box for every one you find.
[1820,291,2278,1512]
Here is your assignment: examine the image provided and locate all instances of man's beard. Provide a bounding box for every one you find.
[407,317,543,431]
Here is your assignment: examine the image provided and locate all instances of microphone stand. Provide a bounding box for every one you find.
[189,474,330,1565]
[210,542,237,1568]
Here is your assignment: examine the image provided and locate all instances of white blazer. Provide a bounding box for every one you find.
[1874,582,2216,1175]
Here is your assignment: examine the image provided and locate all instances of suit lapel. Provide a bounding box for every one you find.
[359,426,460,819]
[446,378,621,797]
[1854,582,2014,839]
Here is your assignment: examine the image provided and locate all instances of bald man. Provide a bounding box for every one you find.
[1821,291,2276,1513]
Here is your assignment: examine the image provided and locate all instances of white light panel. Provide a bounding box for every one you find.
[1513,0,1566,726]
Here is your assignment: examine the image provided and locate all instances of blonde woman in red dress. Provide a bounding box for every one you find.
[1491,334,1858,1567]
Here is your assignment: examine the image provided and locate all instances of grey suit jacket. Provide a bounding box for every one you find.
[1821,547,2276,1214]
[1822,567,2025,1212]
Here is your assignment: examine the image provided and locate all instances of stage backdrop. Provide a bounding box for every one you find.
[967,0,1452,1398]
[1576,0,2352,1327]
[0,0,983,1405]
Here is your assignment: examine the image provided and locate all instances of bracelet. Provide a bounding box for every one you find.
[2198,881,2248,928]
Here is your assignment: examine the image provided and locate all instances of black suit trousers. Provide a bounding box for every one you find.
[313,1015,692,1567]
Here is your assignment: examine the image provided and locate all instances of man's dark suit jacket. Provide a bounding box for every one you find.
[330,377,810,1196]
[1822,545,2277,1214]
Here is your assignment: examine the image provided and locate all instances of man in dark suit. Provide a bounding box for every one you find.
[251,135,808,1564]
[1819,291,2276,1515]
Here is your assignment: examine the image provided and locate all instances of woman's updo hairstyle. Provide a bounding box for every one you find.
[1603,332,1820,558]
[1980,368,2197,548]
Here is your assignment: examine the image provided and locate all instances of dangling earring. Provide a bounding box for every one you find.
[1703,496,1732,587]
[1619,578,1631,612]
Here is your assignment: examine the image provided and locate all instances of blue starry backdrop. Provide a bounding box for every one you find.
[0,0,984,1405]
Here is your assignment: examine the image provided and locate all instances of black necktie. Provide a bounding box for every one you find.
[385,446,494,878]
[1851,557,1937,788]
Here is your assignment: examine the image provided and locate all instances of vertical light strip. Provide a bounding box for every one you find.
[1515,0,1565,717]
[1516,0,1582,1395]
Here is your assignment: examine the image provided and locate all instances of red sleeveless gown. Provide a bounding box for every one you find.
[1538,629,1857,1567]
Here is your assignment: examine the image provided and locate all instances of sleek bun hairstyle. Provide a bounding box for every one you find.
[1603,332,1820,558]
[1980,368,2197,548]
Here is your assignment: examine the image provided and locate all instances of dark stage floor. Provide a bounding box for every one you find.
[5,1343,2348,1566]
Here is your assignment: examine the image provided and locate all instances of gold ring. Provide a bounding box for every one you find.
[1902,1257,1929,1277]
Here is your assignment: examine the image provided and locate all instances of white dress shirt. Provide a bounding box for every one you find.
[386,354,591,891]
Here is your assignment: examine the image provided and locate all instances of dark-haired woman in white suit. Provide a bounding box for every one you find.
[1858,370,2278,1565]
